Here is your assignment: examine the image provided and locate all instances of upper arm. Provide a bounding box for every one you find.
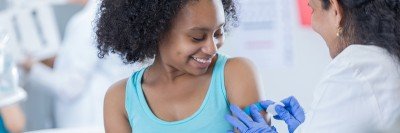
[224,57,263,108]
[104,78,132,133]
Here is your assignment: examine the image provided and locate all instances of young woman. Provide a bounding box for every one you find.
[96,0,265,132]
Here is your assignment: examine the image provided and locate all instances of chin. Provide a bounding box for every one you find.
[188,67,209,76]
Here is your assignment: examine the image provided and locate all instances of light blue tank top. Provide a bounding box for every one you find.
[125,53,232,133]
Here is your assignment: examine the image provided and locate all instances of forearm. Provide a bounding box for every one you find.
[40,56,56,68]
[0,104,25,133]
[28,62,90,102]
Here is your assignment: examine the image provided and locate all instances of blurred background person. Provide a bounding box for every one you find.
[19,0,140,130]
[0,29,26,133]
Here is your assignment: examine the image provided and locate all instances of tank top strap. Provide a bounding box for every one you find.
[125,68,146,126]
[211,53,230,102]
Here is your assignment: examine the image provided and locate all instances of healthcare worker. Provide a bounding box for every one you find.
[226,0,400,132]
[20,0,139,128]
[0,30,26,133]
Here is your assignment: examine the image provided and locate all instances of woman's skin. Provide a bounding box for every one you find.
[103,0,262,132]
[309,0,344,58]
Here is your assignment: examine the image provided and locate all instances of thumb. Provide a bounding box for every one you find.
[275,105,297,124]
[276,106,300,133]
[259,100,275,110]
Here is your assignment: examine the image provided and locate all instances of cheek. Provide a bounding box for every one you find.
[311,12,330,38]
[165,37,191,55]
[174,41,199,56]
[311,13,321,33]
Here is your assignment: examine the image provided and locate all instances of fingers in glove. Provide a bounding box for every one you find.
[225,114,248,132]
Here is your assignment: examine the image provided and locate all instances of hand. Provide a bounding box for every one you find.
[259,96,305,133]
[225,104,278,133]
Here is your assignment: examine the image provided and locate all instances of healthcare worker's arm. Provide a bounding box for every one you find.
[0,104,25,133]
[104,79,131,133]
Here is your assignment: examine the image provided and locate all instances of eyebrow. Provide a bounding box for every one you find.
[189,23,225,32]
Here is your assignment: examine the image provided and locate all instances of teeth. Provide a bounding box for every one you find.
[193,57,211,64]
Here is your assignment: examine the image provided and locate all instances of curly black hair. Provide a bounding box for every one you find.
[321,0,400,62]
[96,0,238,64]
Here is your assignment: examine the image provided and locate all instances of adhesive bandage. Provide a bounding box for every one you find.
[267,102,285,116]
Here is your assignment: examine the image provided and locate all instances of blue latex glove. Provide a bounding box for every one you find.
[225,104,278,133]
[259,96,305,133]
[243,102,264,115]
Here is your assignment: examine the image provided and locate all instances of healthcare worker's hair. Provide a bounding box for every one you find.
[321,0,400,62]
[95,0,238,64]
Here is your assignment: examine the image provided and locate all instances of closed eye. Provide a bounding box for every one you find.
[192,37,205,42]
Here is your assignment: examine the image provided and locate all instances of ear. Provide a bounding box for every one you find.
[329,0,344,27]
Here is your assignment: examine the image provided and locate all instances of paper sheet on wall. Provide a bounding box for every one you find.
[229,0,293,68]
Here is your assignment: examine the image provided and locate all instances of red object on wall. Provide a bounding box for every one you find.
[297,0,312,27]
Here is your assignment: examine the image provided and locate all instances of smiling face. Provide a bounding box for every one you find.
[157,0,226,76]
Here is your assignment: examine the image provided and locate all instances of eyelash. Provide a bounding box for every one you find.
[192,29,224,42]
[192,37,205,42]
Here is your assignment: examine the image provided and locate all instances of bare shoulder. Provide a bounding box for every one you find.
[105,78,128,107]
[224,57,261,108]
[104,78,132,133]
[225,57,258,85]
[225,57,257,75]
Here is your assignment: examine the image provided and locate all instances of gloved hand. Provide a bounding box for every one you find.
[259,96,305,133]
[225,104,278,133]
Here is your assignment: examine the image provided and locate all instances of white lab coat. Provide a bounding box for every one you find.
[297,45,400,133]
[27,0,141,128]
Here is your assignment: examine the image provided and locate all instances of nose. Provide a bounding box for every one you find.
[202,38,219,55]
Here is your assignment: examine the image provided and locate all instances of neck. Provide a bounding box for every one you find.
[329,39,349,59]
[147,55,186,83]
